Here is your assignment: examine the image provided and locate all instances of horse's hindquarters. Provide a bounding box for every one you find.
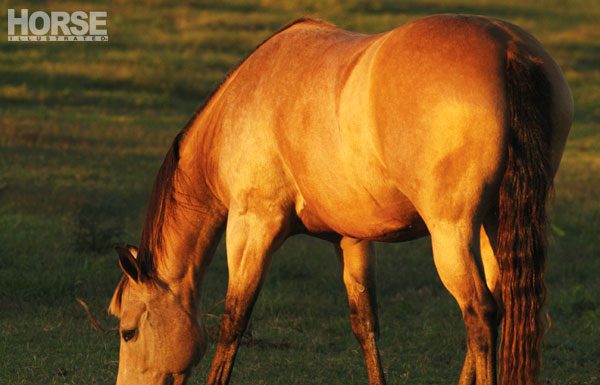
[370,15,508,223]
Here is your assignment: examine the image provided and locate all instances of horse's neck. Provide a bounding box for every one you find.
[151,130,226,310]
[160,205,225,311]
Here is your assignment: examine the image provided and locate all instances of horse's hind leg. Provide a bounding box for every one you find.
[336,237,386,385]
[480,216,501,306]
[206,208,290,385]
[456,218,501,385]
[430,220,499,385]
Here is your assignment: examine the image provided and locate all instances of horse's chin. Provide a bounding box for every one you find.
[170,372,189,385]
[116,369,190,385]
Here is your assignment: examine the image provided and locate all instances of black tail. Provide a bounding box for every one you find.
[497,46,553,385]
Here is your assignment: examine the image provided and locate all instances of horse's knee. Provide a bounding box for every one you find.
[349,301,380,343]
[345,280,380,345]
[218,304,251,346]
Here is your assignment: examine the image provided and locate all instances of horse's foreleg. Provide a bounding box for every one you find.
[336,237,386,385]
[430,221,499,385]
[206,210,289,385]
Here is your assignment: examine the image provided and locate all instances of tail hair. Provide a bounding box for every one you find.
[497,45,553,385]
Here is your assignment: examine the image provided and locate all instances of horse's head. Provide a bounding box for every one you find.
[109,245,206,385]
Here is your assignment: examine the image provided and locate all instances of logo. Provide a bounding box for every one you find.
[7,9,108,42]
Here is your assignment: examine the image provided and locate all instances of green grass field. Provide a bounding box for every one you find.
[1,1,599,384]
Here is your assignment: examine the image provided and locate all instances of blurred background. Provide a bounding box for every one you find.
[0,1,598,384]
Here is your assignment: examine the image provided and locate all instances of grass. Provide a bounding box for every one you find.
[1,1,599,384]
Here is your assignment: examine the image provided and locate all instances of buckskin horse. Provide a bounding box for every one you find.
[108,14,573,385]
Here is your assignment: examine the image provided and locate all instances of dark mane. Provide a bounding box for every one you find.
[133,17,328,278]
[109,131,183,313]
[136,130,184,277]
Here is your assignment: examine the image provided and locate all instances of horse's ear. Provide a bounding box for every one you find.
[126,244,138,259]
[116,245,140,282]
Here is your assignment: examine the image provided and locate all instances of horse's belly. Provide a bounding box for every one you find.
[295,187,428,242]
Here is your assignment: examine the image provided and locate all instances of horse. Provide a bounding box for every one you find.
[108,14,573,385]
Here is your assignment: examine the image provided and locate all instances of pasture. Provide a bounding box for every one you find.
[0,1,598,384]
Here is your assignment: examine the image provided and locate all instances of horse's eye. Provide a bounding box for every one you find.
[121,329,136,342]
